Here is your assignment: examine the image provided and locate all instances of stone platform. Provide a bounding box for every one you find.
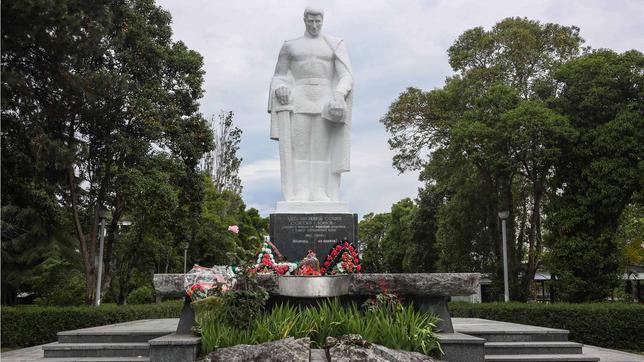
[155,273,480,334]
[3,318,643,361]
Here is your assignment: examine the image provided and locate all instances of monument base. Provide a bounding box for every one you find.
[269,212,358,262]
[275,201,349,214]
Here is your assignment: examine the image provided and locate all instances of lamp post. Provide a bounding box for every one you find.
[182,242,189,274]
[498,210,510,302]
[95,207,108,306]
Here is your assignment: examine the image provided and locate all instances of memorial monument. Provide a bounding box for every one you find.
[268,7,358,261]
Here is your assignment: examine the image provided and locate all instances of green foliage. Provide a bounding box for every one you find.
[33,268,86,307]
[360,196,439,273]
[127,286,154,305]
[359,212,391,272]
[380,18,642,302]
[450,302,644,351]
[546,50,644,302]
[1,301,182,348]
[1,0,213,304]
[616,203,643,267]
[198,299,441,356]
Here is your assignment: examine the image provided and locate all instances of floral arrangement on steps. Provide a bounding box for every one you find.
[322,240,361,275]
[249,241,297,275]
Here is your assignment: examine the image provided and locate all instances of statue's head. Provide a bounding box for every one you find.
[303,7,323,37]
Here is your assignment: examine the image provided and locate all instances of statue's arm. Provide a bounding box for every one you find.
[272,42,291,105]
[334,41,353,99]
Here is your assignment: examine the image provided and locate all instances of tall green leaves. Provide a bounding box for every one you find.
[197,299,441,355]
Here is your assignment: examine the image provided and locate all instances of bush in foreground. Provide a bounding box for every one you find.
[450,302,644,352]
[197,298,441,356]
[1,301,182,348]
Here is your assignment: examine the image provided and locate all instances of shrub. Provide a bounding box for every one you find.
[33,271,86,307]
[1,301,182,348]
[449,302,644,352]
[127,286,154,304]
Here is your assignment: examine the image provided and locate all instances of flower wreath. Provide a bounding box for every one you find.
[250,242,297,275]
[321,240,361,275]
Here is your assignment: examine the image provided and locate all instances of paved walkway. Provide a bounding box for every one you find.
[2,318,642,361]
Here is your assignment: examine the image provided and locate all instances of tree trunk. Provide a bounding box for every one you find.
[524,181,544,300]
[69,165,96,305]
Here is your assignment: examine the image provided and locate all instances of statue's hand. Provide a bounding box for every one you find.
[275,86,291,106]
[327,92,346,122]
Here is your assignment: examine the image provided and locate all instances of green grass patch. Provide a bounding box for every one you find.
[197,298,441,356]
[449,302,644,352]
[1,301,182,348]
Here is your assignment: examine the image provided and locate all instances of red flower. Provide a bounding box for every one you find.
[344,241,349,247]
[357,265,362,271]
[331,250,337,257]
[335,245,342,251]
[327,255,332,260]
[320,268,326,274]
[354,258,359,264]
[324,261,330,267]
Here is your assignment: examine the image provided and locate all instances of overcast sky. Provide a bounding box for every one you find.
[156,0,644,218]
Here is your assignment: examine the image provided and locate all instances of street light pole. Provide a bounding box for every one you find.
[95,207,108,307]
[498,210,510,302]
[183,243,189,274]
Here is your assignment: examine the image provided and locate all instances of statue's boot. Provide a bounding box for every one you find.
[310,161,330,201]
[292,160,310,201]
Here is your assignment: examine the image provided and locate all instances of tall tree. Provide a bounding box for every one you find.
[546,50,643,302]
[2,0,212,304]
[382,18,585,300]
[202,111,243,194]
[359,212,391,273]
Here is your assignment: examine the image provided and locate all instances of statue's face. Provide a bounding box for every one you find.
[304,14,323,36]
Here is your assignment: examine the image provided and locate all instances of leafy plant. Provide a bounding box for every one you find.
[197,298,441,356]
[127,286,154,304]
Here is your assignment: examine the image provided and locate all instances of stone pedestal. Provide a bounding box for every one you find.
[269,213,358,262]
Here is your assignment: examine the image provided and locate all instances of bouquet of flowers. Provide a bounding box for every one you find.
[295,250,322,276]
[321,240,361,275]
[250,242,297,275]
[184,265,232,302]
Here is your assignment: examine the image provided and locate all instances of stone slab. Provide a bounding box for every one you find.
[437,332,486,362]
[156,273,480,297]
[452,318,569,342]
[269,213,358,262]
[149,333,200,362]
[350,273,480,296]
[153,274,185,300]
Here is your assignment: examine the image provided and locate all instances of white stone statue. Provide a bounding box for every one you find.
[268,7,353,213]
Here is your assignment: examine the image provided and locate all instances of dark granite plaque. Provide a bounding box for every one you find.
[269,213,358,262]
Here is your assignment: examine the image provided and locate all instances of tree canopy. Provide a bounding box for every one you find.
[1,0,266,305]
[380,17,642,302]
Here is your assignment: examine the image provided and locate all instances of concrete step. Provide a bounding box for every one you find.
[453,318,570,343]
[58,332,169,344]
[57,319,177,344]
[40,357,149,362]
[43,342,149,358]
[485,354,600,362]
[469,331,569,342]
[486,341,583,355]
